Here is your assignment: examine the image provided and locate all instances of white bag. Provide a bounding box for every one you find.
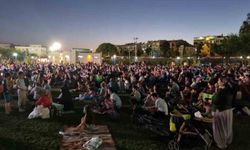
[28,105,50,119]
[82,136,103,150]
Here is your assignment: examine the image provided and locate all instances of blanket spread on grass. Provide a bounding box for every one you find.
[60,125,116,150]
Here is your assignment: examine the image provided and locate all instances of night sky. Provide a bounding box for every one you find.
[0,0,249,50]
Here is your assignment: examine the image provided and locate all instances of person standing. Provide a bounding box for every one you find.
[2,73,13,114]
[16,71,28,112]
[212,76,234,149]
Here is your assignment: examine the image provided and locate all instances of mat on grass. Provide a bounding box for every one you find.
[60,125,116,150]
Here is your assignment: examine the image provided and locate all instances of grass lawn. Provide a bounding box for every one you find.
[0,94,250,150]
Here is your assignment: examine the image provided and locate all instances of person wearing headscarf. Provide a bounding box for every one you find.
[56,86,74,111]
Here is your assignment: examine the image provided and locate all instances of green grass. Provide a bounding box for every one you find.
[0,96,250,150]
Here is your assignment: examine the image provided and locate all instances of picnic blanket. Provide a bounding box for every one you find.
[60,125,116,150]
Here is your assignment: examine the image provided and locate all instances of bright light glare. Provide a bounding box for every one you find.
[176,56,181,60]
[49,42,62,51]
[13,52,18,57]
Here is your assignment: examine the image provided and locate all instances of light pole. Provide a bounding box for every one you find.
[133,37,138,62]
[112,54,117,65]
[13,52,18,61]
[49,42,62,63]
[194,48,197,64]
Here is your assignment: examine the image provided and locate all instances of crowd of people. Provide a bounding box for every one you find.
[0,62,250,149]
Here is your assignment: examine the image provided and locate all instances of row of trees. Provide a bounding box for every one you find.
[0,48,39,64]
[96,42,180,58]
[211,33,250,59]
[0,48,24,61]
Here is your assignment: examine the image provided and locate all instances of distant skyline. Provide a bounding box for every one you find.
[0,0,249,50]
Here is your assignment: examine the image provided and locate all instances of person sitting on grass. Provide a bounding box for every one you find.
[130,85,142,110]
[28,89,52,119]
[108,88,122,111]
[55,86,74,111]
[92,88,122,115]
[143,93,169,118]
[75,85,96,101]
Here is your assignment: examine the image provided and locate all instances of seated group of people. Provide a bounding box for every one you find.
[28,82,74,119]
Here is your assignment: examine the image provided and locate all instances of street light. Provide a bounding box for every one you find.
[112,54,117,64]
[133,37,138,62]
[49,42,62,51]
[13,52,18,60]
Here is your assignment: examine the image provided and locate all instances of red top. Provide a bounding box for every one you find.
[36,95,52,108]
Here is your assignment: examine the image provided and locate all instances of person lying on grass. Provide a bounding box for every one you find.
[28,89,52,119]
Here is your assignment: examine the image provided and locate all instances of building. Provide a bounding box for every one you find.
[194,35,225,47]
[116,43,141,56]
[15,44,47,57]
[194,35,226,56]
[70,48,92,63]
[117,39,193,57]
[47,48,102,64]
[168,40,194,57]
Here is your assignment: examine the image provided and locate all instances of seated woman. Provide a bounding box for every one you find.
[196,81,215,116]
[55,86,74,111]
[28,89,52,119]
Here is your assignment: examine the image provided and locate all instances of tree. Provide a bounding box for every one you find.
[145,47,152,56]
[160,41,170,57]
[212,34,241,63]
[239,13,250,35]
[200,44,210,57]
[239,32,250,55]
[0,48,23,61]
[96,43,118,57]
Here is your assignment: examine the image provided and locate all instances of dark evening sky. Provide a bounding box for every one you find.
[0,0,249,50]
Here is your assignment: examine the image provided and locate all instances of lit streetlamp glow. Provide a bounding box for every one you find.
[49,42,62,51]
[65,55,70,59]
[13,52,18,57]
[176,56,181,60]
